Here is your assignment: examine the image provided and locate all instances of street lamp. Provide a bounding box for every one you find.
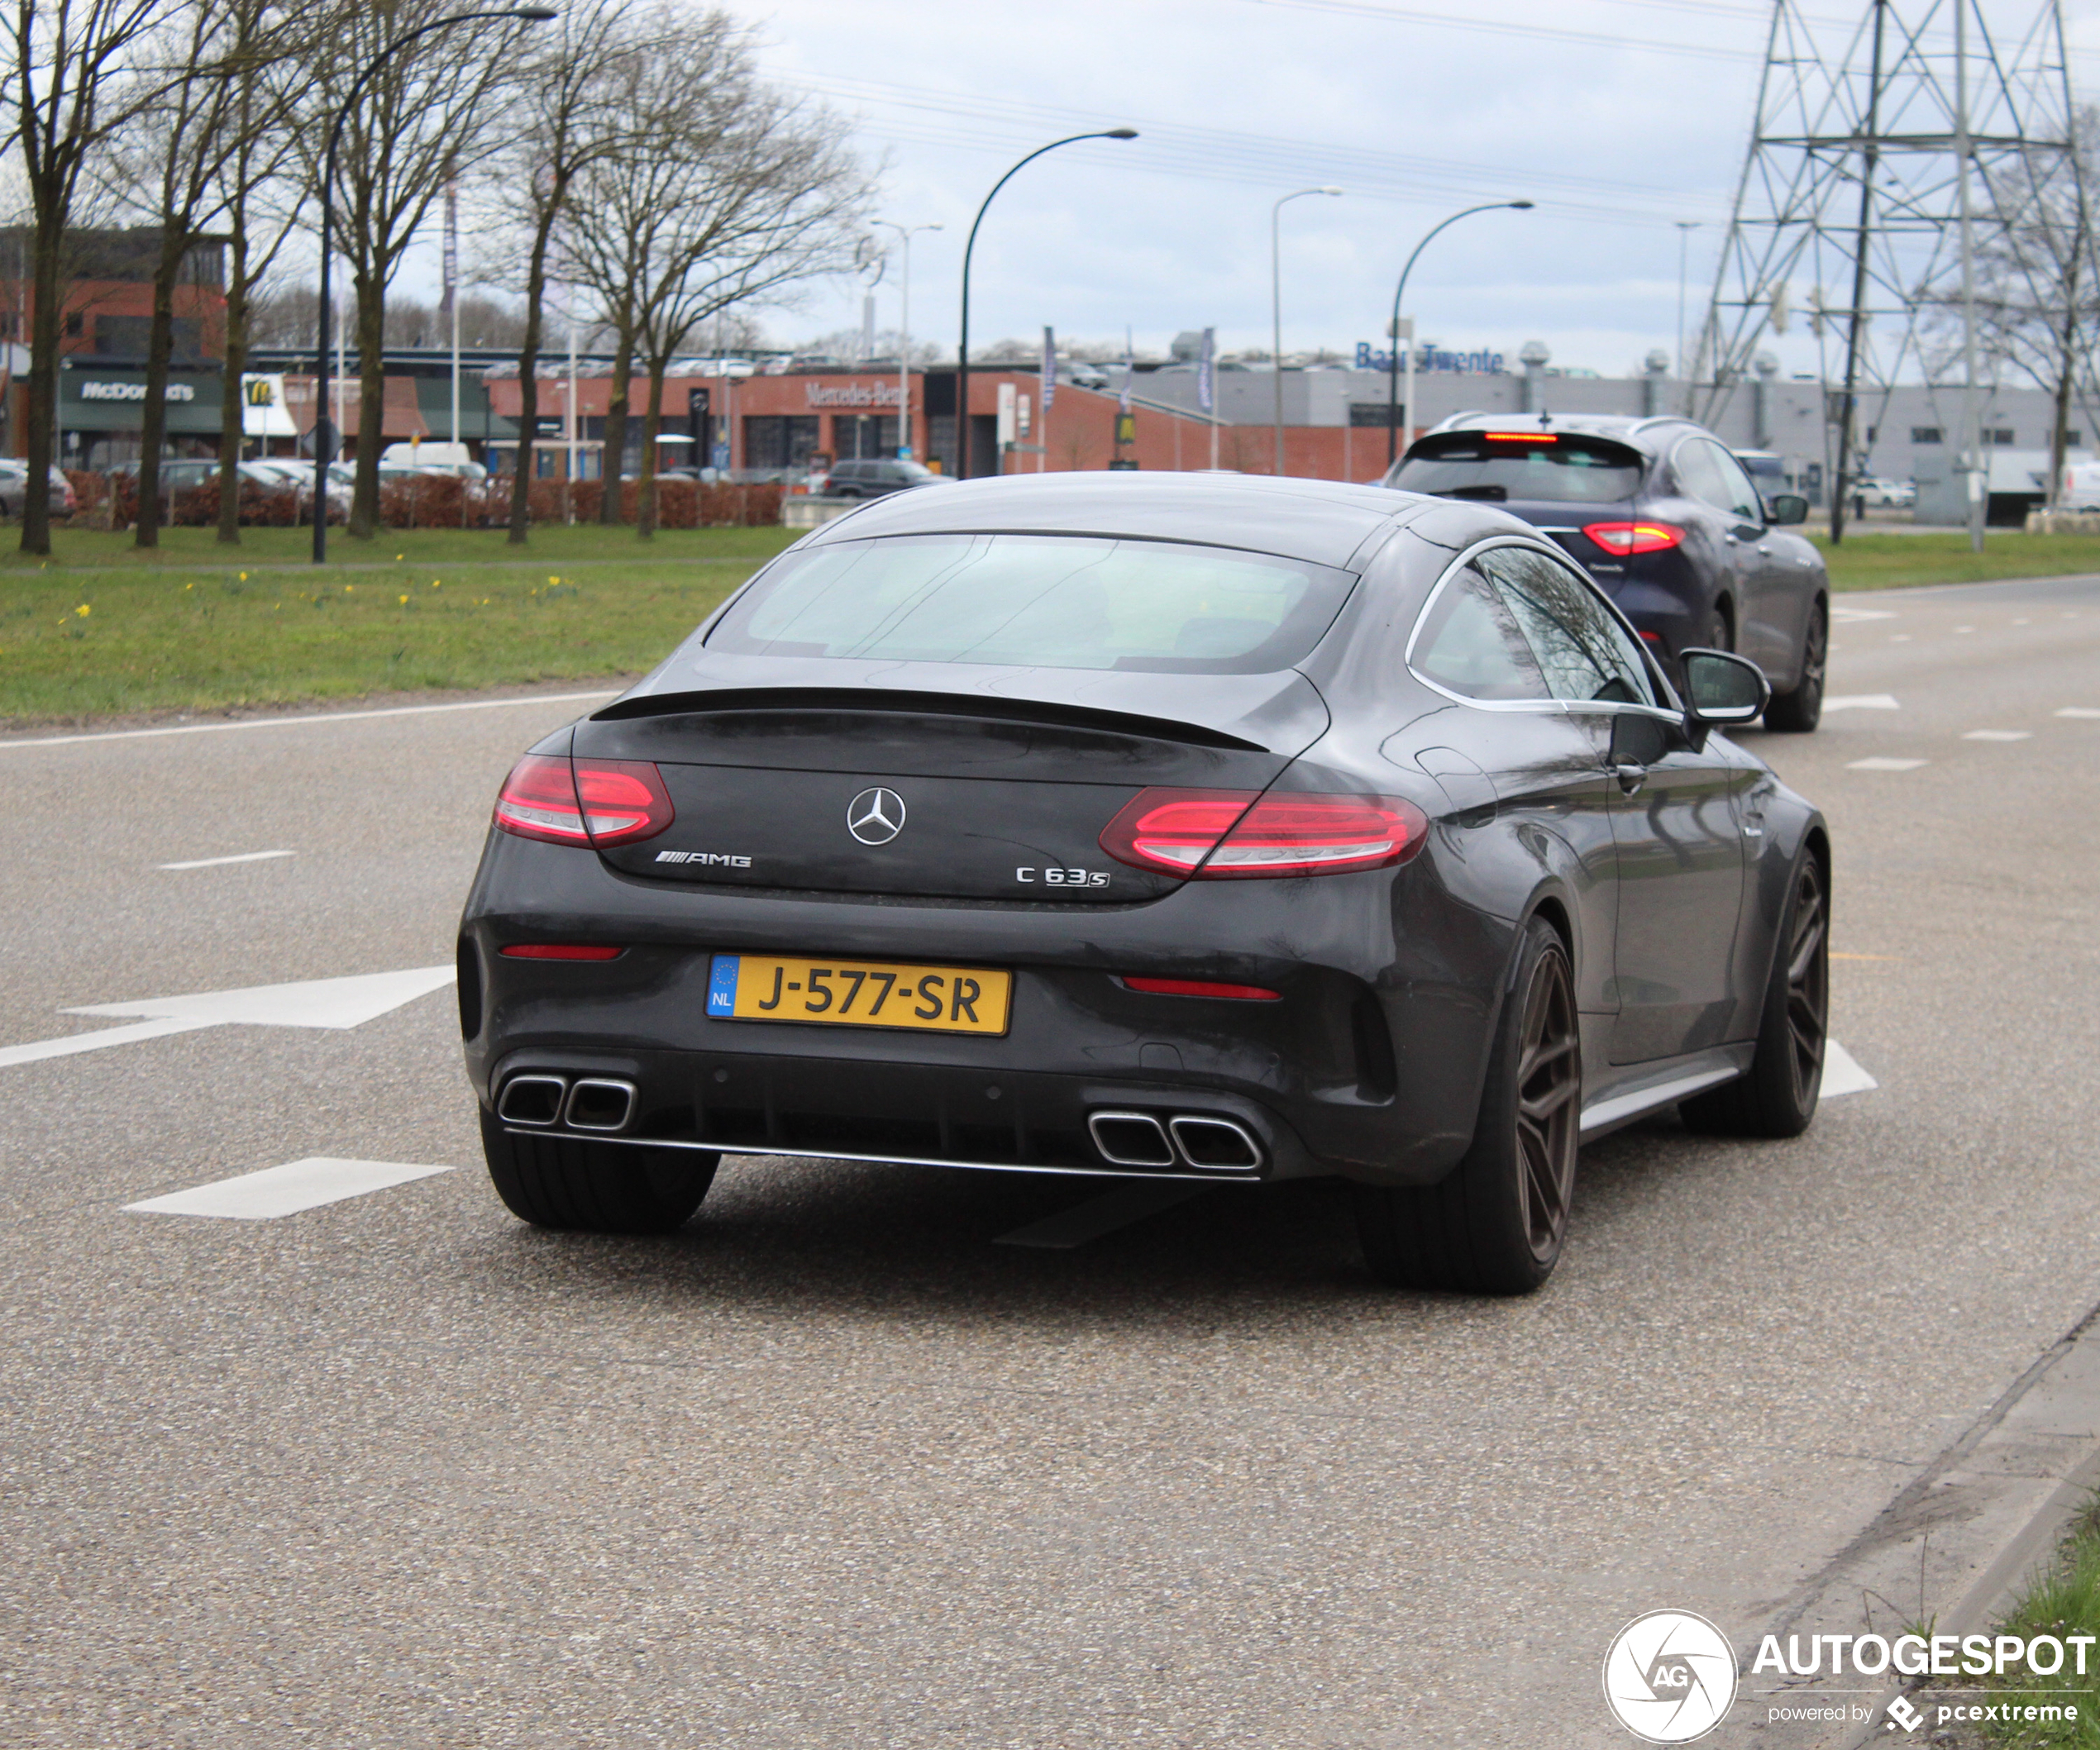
[954,128,1137,480]
[874,219,940,461]
[1385,200,1534,469]
[1272,186,1343,476]
[313,7,556,561]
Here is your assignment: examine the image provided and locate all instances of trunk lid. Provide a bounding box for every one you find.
[571,666,1329,904]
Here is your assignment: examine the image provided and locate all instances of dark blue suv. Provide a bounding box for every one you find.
[1381,412,1827,731]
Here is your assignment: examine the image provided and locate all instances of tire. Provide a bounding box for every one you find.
[1681,851,1829,1138]
[1764,599,1826,732]
[1351,917,1582,1295]
[480,1107,718,1233]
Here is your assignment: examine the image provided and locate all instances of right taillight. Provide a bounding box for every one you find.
[494,755,675,847]
[1100,787,1428,880]
[1582,520,1684,556]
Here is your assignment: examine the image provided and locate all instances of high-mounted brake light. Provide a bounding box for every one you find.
[1582,520,1684,556]
[1482,431,1558,443]
[1100,788,1429,880]
[493,755,674,846]
[1122,976,1281,1001]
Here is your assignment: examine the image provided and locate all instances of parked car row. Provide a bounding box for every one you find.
[0,460,77,518]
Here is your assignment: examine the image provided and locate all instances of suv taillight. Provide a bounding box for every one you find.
[494,755,675,846]
[1582,521,1684,556]
[1100,787,1428,880]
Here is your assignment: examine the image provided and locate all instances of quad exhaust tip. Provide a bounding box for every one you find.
[495,1074,637,1134]
[1089,1109,1263,1172]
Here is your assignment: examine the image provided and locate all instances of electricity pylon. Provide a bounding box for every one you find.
[1692,1,2082,544]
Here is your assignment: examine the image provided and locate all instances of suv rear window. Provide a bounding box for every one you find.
[1391,432,1644,505]
[706,533,1357,675]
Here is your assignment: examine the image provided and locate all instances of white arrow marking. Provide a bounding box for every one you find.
[0,966,455,1070]
[1824,694,1902,713]
[1821,1040,1878,1098]
[2057,707,2100,719]
[157,849,296,870]
[1846,756,1929,771]
[1830,606,1897,622]
[126,1157,456,1220]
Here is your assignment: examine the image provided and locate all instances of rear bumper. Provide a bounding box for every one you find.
[458,832,1511,1187]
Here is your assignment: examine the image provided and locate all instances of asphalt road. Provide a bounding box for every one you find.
[2,576,2097,1749]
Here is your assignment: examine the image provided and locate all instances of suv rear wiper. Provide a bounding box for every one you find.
[1438,484,1508,502]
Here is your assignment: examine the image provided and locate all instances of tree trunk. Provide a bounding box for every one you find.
[597,326,634,526]
[19,212,64,557]
[348,266,387,539]
[217,226,250,546]
[636,356,666,538]
[508,192,565,546]
[2048,229,2082,507]
[134,243,187,550]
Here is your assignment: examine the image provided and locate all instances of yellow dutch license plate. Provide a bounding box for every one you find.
[707,953,1012,1036]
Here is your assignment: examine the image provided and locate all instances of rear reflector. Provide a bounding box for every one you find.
[1122,976,1281,1001]
[499,944,624,961]
[1100,787,1429,880]
[1582,520,1684,556]
[494,755,674,846]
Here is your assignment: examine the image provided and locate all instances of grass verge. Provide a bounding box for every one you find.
[0,527,796,723]
[1812,532,2100,592]
[0,523,797,573]
[1935,1491,2100,1747]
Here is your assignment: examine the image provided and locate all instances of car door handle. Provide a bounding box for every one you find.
[1613,761,1648,795]
[1756,542,1772,555]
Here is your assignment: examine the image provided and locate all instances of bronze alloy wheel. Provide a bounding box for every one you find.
[1781,856,1830,1109]
[1514,941,1582,1261]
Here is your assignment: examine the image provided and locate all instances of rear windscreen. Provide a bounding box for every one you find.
[704,533,1357,674]
[1391,435,1644,505]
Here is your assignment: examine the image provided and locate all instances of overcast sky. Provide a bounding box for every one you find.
[403,2,2100,377]
[737,0,2100,375]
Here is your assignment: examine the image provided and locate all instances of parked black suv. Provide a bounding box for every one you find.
[1381,412,1827,731]
[821,458,950,499]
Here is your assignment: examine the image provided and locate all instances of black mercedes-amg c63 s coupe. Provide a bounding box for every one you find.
[458,472,1830,1294]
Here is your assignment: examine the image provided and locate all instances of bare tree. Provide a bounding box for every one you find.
[102,0,308,546]
[295,0,534,538]
[490,0,646,546]
[4,0,174,554]
[562,11,869,534]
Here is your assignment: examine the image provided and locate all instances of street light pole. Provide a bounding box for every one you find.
[875,219,940,461]
[1385,200,1534,470]
[313,7,556,562]
[1272,186,1342,477]
[955,128,1136,480]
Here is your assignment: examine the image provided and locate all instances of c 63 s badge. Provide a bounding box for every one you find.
[1016,866,1110,887]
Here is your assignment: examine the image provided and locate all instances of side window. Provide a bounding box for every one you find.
[1410,562,1551,701]
[1706,442,1765,523]
[1477,547,1655,708]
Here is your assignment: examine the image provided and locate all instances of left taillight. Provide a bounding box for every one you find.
[1101,787,1428,880]
[493,755,674,847]
[1582,520,1683,556]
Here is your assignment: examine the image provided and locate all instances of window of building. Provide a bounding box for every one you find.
[1987,428,2016,446]
[833,414,899,460]
[742,414,821,472]
[64,310,84,337]
[1910,427,1942,444]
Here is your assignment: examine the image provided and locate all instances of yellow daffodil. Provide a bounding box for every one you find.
[74,603,90,618]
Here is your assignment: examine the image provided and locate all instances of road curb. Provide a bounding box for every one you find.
[1742,1295,2100,1747]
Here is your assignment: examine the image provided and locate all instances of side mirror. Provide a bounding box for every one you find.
[1768,493,1809,526]
[1679,647,1771,747]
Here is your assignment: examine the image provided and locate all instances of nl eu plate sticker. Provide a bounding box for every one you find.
[707,955,740,1017]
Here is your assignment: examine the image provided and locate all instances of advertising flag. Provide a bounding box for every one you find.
[1041,327,1056,412]
[1197,327,1215,415]
[441,179,458,320]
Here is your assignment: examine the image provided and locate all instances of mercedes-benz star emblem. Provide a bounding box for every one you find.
[846,787,906,846]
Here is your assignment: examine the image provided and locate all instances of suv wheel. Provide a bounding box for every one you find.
[1764,601,1826,732]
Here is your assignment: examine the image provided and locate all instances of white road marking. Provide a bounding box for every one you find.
[1830,606,1897,622]
[126,1157,456,1221]
[994,1180,1210,1249]
[2014,618,2031,626]
[156,849,296,870]
[0,966,455,1071]
[1823,694,1901,713]
[2058,708,2100,719]
[1891,634,1913,642]
[0,689,619,752]
[1847,757,1929,771]
[1821,1041,1878,1099]
[1954,625,1975,633]
[1961,730,2032,741]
